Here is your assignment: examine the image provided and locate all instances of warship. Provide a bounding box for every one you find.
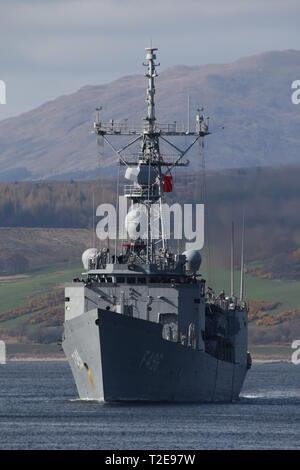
[62,47,251,402]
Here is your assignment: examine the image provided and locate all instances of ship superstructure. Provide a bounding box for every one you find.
[62,48,251,402]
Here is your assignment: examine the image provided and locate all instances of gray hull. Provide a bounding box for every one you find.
[63,308,248,402]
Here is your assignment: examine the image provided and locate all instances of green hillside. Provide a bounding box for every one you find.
[1,261,299,330]
[0,262,81,320]
[201,266,300,314]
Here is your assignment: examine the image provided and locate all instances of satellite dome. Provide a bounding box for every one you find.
[82,248,98,270]
[125,205,148,240]
[183,249,202,274]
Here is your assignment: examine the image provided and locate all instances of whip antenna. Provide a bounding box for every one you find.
[231,221,235,298]
[239,214,245,302]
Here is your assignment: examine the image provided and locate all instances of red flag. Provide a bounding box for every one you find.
[163,175,173,192]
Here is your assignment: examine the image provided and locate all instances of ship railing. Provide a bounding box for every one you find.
[156,123,186,133]
[124,184,158,198]
[209,297,248,312]
[121,154,189,167]
[94,122,143,135]
[94,121,206,136]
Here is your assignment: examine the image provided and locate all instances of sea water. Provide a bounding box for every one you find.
[0,361,299,449]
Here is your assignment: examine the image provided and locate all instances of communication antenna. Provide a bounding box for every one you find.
[230,221,234,298]
[92,190,95,248]
[95,106,102,124]
[187,95,190,134]
[239,214,245,302]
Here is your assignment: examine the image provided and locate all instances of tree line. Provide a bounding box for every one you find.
[0,165,300,277]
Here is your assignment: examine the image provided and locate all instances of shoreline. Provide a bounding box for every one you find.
[5,344,293,363]
[7,356,67,362]
[252,358,291,363]
[5,355,292,363]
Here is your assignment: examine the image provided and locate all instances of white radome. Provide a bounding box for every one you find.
[125,205,148,240]
[82,248,98,270]
[183,249,202,274]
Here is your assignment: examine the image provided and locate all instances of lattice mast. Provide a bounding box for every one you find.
[93,47,210,264]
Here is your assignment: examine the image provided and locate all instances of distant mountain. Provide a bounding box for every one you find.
[0,49,300,180]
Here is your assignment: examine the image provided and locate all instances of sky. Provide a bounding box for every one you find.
[0,0,300,120]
